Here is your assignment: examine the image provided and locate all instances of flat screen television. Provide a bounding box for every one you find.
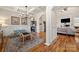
[61,18,70,23]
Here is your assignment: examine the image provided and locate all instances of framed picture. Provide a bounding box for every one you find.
[11,16,20,25]
[21,17,27,25]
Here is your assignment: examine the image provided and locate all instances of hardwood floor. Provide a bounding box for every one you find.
[39,32,46,40]
[1,32,79,52]
[0,32,46,52]
[0,36,10,52]
[29,34,79,52]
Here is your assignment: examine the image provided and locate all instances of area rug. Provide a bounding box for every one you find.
[5,36,44,52]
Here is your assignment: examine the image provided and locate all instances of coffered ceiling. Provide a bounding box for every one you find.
[0,6,46,20]
[0,6,46,15]
[53,6,79,12]
[0,6,27,14]
[27,6,46,15]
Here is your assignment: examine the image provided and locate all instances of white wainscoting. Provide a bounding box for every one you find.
[2,25,31,36]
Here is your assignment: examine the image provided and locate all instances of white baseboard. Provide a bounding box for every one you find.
[44,43,50,46]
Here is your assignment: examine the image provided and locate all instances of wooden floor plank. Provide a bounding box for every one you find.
[29,34,78,52]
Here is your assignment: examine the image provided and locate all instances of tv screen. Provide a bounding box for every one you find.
[61,18,70,23]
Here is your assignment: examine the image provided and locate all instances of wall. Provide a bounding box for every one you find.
[45,7,57,45]
[51,11,57,42]
[34,11,46,33]
[56,7,79,28]
[0,8,30,36]
[39,14,46,32]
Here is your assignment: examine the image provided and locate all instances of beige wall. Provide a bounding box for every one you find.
[56,7,79,28]
[34,11,46,33]
[0,8,30,36]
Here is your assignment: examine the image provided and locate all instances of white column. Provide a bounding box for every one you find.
[28,18,31,32]
[36,18,40,33]
[36,12,44,33]
[45,6,57,46]
[35,16,40,37]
